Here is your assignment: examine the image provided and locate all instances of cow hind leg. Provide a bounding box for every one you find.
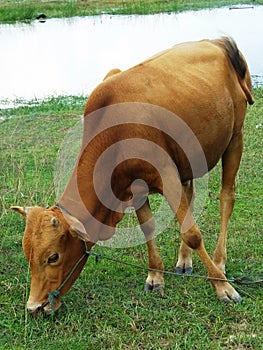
[136,200,165,293]
[165,173,241,302]
[213,133,243,273]
[175,180,193,275]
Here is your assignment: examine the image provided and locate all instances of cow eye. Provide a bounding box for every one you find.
[48,253,59,264]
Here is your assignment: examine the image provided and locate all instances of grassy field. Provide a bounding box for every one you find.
[0,88,263,349]
[0,0,263,23]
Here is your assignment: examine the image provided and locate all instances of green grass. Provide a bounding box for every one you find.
[0,0,263,23]
[0,89,263,349]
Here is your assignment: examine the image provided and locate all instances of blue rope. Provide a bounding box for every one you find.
[48,290,60,316]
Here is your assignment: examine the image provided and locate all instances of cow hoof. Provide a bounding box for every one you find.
[175,266,193,275]
[154,284,165,297]
[184,267,193,275]
[152,283,162,291]
[144,283,153,291]
[175,267,183,275]
[144,283,164,296]
[233,293,242,303]
[220,293,242,304]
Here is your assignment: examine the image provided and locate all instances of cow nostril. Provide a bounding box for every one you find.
[36,305,44,313]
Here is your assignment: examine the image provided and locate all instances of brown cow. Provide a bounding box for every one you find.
[12,37,254,315]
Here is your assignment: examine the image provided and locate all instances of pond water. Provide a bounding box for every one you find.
[0,5,263,107]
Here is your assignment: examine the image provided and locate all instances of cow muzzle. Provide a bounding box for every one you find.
[27,295,61,316]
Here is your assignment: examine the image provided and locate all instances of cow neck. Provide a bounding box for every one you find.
[57,156,121,242]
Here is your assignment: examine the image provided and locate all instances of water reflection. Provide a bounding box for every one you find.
[0,5,262,105]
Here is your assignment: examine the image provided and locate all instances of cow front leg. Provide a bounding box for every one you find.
[213,133,243,273]
[144,239,165,293]
[136,200,164,293]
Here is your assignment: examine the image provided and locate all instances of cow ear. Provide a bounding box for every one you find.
[62,212,89,241]
[11,206,34,217]
[69,221,90,242]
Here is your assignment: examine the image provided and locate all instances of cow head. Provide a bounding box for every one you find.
[11,206,92,315]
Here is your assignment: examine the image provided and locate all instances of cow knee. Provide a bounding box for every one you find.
[182,226,202,250]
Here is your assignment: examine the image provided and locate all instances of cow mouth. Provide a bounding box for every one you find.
[29,304,47,317]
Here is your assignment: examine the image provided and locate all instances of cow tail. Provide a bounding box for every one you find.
[217,37,254,105]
